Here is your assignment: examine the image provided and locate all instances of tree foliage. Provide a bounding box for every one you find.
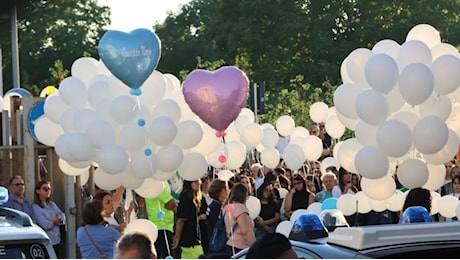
[155,0,460,128]
[0,0,110,93]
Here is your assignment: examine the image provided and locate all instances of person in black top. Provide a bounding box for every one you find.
[254,182,280,240]
[205,179,229,255]
[172,180,204,258]
[283,174,315,220]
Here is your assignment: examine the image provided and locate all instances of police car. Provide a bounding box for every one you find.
[233,209,460,258]
[0,187,57,259]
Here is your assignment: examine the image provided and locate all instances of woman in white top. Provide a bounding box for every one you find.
[332,167,358,198]
[93,187,132,232]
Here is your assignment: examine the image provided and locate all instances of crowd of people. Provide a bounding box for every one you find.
[1,122,459,259]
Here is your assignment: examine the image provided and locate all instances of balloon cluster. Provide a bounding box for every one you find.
[333,24,460,218]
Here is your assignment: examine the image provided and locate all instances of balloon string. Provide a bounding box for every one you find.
[158,200,172,257]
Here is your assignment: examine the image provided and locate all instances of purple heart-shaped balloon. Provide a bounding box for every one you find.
[183,66,249,132]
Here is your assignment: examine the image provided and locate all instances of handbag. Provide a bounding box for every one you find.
[84,226,108,259]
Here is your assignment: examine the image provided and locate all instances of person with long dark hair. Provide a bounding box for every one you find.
[402,187,432,214]
[172,179,203,258]
[254,182,280,240]
[76,200,121,259]
[332,167,359,198]
[32,180,65,258]
[284,174,315,220]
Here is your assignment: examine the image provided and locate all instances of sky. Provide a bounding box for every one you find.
[97,0,191,32]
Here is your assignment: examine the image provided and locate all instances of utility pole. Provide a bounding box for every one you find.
[11,3,20,89]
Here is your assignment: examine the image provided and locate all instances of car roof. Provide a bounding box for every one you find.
[0,207,50,242]
[327,221,460,251]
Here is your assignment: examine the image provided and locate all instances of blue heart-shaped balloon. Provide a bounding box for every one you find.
[98,29,161,95]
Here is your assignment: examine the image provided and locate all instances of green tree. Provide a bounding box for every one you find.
[0,0,110,94]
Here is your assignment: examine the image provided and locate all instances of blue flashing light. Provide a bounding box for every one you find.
[0,186,8,205]
[398,206,433,224]
[289,213,328,242]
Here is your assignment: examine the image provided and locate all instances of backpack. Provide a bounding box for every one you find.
[208,209,237,253]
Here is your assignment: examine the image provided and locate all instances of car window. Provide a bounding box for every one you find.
[293,246,321,259]
[0,243,50,259]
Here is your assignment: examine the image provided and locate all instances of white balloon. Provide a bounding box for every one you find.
[54,133,76,162]
[354,121,378,146]
[67,133,96,162]
[34,117,65,147]
[240,123,263,149]
[423,129,460,165]
[355,191,372,214]
[44,95,71,124]
[337,138,362,173]
[117,168,144,190]
[282,143,305,170]
[418,94,451,120]
[397,40,432,70]
[345,48,373,86]
[365,53,399,93]
[246,196,261,220]
[368,198,387,212]
[413,116,448,154]
[355,146,389,179]
[397,158,429,189]
[302,136,323,162]
[361,175,396,200]
[148,116,177,146]
[372,39,400,60]
[59,77,88,108]
[275,221,293,238]
[139,71,167,106]
[235,115,252,135]
[262,126,280,147]
[174,120,203,149]
[376,119,412,158]
[406,24,441,49]
[125,219,158,243]
[58,158,89,176]
[260,147,280,169]
[355,89,389,125]
[431,43,459,61]
[239,107,255,122]
[431,191,441,215]
[336,194,357,216]
[190,124,221,156]
[333,83,361,119]
[135,178,166,198]
[391,111,419,132]
[152,99,181,123]
[438,195,460,218]
[93,167,122,191]
[71,57,101,86]
[73,109,98,133]
[320,157,341,175]
[432,54,460,95]
[152,169,177,181]
[207,148,225,169]
[335,109,359,131]
[290,209,309,224]
[224,140,247,170]
[398,63,434,105]
[110,95,138,124]
[423,164,446,191]
[130,151,158,179]
[276,115,295,137]
[217,169,234,181]
[156,144,183,172]
[290,127,309,139]
[325,115,345,139]
[119,124,149,152]
[86,120,115,149]
[99,144,129,174]
[309,102,329,123]
[60,108,79,133]
[386,190,405,212]
[178,152,208,181]
[306,202,322,215]
[385,85,406,113]
[88,80,114,109]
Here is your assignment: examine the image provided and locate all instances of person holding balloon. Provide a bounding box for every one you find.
[254,182,280,240]
[145,186,176,259]
[223,183,256,258]
[172,179,204,258]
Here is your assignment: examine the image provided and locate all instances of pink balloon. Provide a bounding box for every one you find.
[182,66,249,132]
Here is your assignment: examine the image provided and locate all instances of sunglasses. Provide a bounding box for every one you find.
[41,187,52,191]
[12,183,25,187]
